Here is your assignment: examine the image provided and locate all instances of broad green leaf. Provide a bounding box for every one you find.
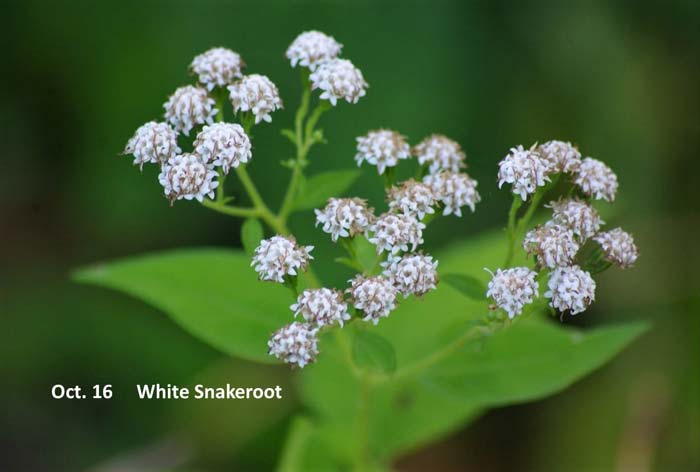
[292,169,361,211]
[352,329,397,374]
[73,249,291,362]
[241,218,264,257]
[441,273,487,301]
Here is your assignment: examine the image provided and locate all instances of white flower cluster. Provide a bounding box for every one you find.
[423,171,481,217]
[193,123,251,173]
[286,31,342,70]
[545,266,596,315]
[498,144,550,201]
[538,140,581,174]
[315,198,374,242]
[523,223,580,269]
[548,198,603,242]
[369,213,425,255]
[123,121,181,169]
[228,74,283,124]
[355,129,410,175]
[158,153,218,204]
[387,180,436,220]
[251,236,314,283]
[163,85,217,135]
[594,228,638,269]
[291,288,350,327]
[574,157,618,202]
[348,275,398,324]
[383,253,438,298]
[268,322,319,368]
[190,47,245,91]
[413,134,466,174]
[310,58,368,106]
[486,267,539,318]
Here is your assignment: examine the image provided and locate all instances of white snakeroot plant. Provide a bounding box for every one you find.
[291,288,351,327]
[193,123,251,173]
[158,153,218,204]
[423,171,481,217]
[413,134,467,174]
[387,180,436,220]
[163,85,217,135]
[190,47,245,91]
[498,144,551,201]
[314,198,374,242]
[123,121,180,169]
[348,275,398,324]
[523,223,580,269]
[548,198,603,242]
[310,58,368,106]
[538,140,582,174]
[286,30,343,70]
[486,267,539,318]
[228,74,283,124]
[574,157,619,202]
[369,212,425,255]
[594,228,639,269]
[355,129,411,175]
[252,235,314,283]
[383,253,439,298]
[268,322,319,368]
[545,265,596,315]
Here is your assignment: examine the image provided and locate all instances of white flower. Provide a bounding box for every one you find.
[412,134,466,174]
[538,140,581,174]
[291,288,350,327]
[523,222,580,269]
[497,144,551,201]
[310,58,368,106]
[369,213,425,255]
[383,253,439,298]
[158,153,218,204]
[486,267,539,318]
[315,198,374,242]
[228,74,283,124]
[193,123,251,173]
[574,157,618,202]
[355,129,410,175]
[163,85,217,135]
[593,228,639,269]
[548,198,604,242]
[348,275,398,325]
[123,121,180,169]
[423,171,481,217]
[190,47,245,91]
[268,322,319,368]
[545,265,596,315]
[286,30,342,70]
[251,235,314,283]
[387,180,436,220]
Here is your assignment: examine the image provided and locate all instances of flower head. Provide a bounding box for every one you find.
[545,265,596,315]
[268,322,319,368]
[190,47,245,91]
[193,123,251,173]
[423,171,480,217]
[547,198,603,242]
[286,30,343,70]
[158,153,218,204]
[310,58,368,106]
[348,275,398,325]
[228,74,283,124]
[163,85,217,135]
[251,235,314,283]
[593,228,639,269]
[369,213,425,255]
[574,157,618,202]
[123,121,180,169]
[486,267,539,318]
[291,288,350,327]
[413,134,466,174]
[538,140,581,174]
[383,253,439,298]
[387,180,437,220]
[315,198,374,242]
[497,144,551,201]
[523,222,580,269]
[355,129,410,175]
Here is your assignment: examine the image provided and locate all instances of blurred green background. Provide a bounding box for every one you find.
[2,0,698,470]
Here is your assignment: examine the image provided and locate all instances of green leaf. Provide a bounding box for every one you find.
[292,169,361,211]
[441,273,487,301]
[73,249,291,362]
[241,218,264,257]
[280,128,296,144]
[352,329,397,374]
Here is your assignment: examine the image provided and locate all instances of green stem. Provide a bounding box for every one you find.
[504,196,523,267]
[201,199,259,218]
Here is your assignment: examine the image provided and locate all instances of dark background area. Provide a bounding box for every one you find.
[1,0,698,470]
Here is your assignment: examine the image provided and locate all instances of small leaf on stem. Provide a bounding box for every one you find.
[241,218,264,257]
[292,169,362,211]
